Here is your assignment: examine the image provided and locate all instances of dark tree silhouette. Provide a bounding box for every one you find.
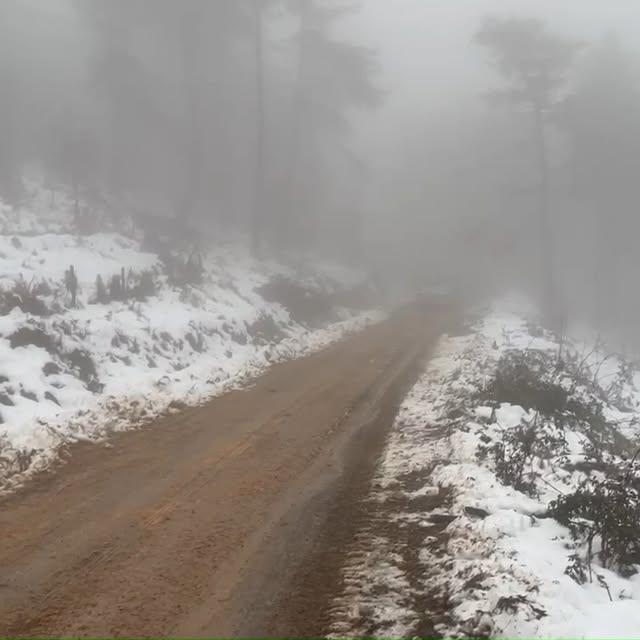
[476,17,581,329]
[284,0,381,253]
[558,36,640,332]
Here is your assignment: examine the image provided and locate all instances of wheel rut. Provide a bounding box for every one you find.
[0,306,452,638]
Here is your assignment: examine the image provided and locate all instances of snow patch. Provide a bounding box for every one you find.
[0,190,382,491]
[330,296,640,638]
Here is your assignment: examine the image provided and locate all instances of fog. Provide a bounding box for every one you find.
[4,0,640,347]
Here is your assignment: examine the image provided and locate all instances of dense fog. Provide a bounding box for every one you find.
[4,0,640,347]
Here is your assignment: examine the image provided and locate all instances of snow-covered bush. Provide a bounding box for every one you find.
[479,340,640,583]
[551,455,640,578]
[0,189,381,491]
[329,299,640,638]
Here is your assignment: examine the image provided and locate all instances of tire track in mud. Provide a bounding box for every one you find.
[318,425,456,638]
[256,338,455,638]
[0,306,453,638]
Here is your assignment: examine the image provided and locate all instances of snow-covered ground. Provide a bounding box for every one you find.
[330,296,640,638]
[0,188,381,491]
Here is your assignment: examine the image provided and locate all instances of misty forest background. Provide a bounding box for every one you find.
[3,0,640,348]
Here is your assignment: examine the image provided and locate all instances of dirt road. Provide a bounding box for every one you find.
[0,307,449,637]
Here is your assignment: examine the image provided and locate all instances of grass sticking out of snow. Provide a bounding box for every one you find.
[0,210,382,491]
[330,296,640,639]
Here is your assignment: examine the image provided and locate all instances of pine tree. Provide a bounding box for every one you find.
[476,17,580,330]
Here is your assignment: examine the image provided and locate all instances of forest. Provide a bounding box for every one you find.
[0,0,381,262]
[2,1,640,346]
[3,2,640,637]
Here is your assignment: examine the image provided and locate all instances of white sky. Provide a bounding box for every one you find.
[343,0,640,164]
[354,0,640,111]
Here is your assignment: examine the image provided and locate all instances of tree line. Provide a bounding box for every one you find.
[476,18,640,344]
[0,0,379,262]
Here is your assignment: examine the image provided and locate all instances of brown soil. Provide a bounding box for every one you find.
[317,430,455,638]
[0,306,450,638]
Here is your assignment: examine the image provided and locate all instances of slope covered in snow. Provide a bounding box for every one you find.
[0,189,381,490]
[330,297,640,638]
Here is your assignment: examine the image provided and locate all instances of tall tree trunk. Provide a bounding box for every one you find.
[284,3,312,254]
[252,0,266,256]
[0,3,21,202]
[593,192,611,333]
[533,105,560,330]
[181,8,204,223]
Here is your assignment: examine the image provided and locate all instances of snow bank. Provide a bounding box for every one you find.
[0,191,381,491]
[330,295,640,638]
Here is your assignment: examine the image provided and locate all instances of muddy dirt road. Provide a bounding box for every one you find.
[0,307,450,637]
